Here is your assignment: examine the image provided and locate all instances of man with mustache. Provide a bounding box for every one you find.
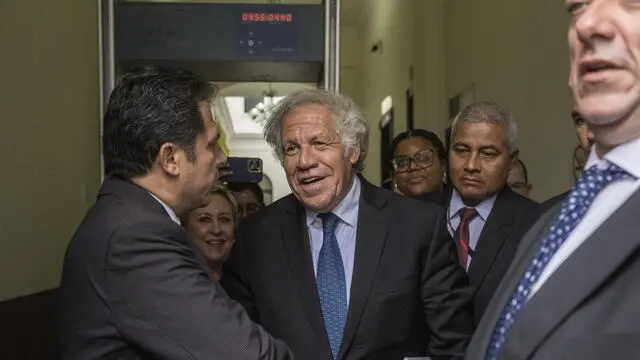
[433,101,539,323]
[466,1,640,358]
[221,89,474,360]
[538,106,595,213]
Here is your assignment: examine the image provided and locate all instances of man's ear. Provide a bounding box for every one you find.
[349,147,361,165]
[157,142,181,176]
[510,148,520,159]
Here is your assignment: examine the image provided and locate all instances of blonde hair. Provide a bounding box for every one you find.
[211,183,239,222]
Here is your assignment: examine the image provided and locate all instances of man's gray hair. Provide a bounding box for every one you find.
[263,89,369,171]
[451,101,518,152]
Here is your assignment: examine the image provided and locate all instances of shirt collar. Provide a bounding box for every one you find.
[149,192,181,225]
[449,187,497,221]
[583,137,640,179]
[305,176,361,227]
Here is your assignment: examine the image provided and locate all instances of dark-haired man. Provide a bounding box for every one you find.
[226,181,265,220]
[59,66,291,360]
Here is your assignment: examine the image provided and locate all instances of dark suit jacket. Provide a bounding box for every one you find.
[538,190,569,215]
[220,179,475,360]
[59,177,291,360]
[466,188,640,359]
[414,186,539,322]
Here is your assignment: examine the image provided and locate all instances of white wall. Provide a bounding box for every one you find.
[345,0,577,201]
[355,0,415,185]
[443,0,574,201]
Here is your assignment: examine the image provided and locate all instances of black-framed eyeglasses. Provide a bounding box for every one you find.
[392,149,435,173]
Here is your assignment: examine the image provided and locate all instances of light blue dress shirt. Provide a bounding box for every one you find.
[447,189,497,270]
[305,176,360,305]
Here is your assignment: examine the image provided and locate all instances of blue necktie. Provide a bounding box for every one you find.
[486,163,633,359]
[317,212,347,360]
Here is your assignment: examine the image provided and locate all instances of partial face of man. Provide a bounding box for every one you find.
[281,104,359,213]
[507,161,532,198]
[234,189,262,220]
[181,102,227,210]
[449,121,513,206]
[568,0,640,145]
[571,110,595,151]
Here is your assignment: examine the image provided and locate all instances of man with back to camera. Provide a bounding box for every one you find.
[466,1,640,358]
[220,89,475,360]
[59,66,292,360]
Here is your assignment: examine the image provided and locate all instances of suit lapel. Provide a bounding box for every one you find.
[467,188,513,288]
[339,180,391,359]
[466,206,558,360]
[280,198,331,350]
[501,188,640,359]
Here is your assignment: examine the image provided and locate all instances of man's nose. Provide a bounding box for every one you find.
[217,146,228,165]
[575,1,615,43]
[297,145,316,169]
[463,153,481,172]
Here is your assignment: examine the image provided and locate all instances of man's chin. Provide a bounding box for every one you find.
[578,92,638,127]
[295,192,334,213]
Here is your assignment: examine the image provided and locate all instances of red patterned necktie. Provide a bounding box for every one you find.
[455,207,478,268]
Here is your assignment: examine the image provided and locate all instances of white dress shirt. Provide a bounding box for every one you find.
[528,137,640,299]
[149,192,181,225]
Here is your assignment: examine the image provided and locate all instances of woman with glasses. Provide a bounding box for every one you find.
[391,129,447,197]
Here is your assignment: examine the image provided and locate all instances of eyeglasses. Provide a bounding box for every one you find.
[392,149,435,173]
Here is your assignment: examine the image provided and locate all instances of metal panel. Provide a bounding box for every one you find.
[115,2,324,62]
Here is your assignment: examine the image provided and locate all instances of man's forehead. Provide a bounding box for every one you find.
[283,125,338,141]
[454,122,509,143]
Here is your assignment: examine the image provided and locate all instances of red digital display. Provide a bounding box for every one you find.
[242,12,293,23]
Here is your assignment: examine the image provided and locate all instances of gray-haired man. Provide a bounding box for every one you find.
[221,89,474,360]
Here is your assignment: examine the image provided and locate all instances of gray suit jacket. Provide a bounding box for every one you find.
[59,177,292,360]
[466,188,640,360]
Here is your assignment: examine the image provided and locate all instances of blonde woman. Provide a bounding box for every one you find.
[184,184,238,281]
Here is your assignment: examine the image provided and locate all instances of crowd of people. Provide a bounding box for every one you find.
[58,1,640,359]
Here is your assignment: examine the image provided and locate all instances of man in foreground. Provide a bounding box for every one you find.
[466,1,640,358]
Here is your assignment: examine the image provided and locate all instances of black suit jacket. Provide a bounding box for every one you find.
[466,188,640,359]
[59,177,291,360]
[415,186,539,322]
[221,179,475,360]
